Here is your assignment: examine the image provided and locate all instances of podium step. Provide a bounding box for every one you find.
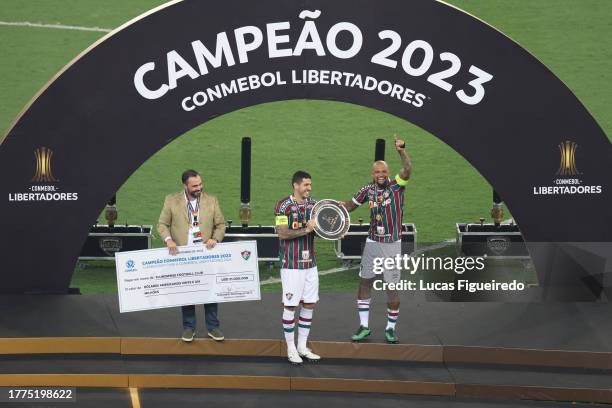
[0,353,610,403]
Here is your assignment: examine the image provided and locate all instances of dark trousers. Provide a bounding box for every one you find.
[182,303,219,331]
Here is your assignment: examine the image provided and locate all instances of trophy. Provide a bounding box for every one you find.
[491,204,504,226]
[311,199,350,240]
[239,203,251,227]
[105,194,118,228]
[491,190,504,226]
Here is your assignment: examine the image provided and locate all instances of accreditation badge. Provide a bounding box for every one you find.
[193,230,203,243]
[189,225,203,244]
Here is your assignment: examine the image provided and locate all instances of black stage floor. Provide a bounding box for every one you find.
[0,292,611,352]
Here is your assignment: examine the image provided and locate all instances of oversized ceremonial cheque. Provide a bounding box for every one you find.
[115,241,260,313]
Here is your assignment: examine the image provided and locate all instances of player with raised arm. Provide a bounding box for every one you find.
[341,136,412,343]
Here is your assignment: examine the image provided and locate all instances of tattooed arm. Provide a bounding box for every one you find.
[395,134,412,181]
[276,219,316,239]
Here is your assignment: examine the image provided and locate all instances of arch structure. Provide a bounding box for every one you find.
[1,0,610,298]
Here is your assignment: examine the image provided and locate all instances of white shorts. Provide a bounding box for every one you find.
[280,266,319,307]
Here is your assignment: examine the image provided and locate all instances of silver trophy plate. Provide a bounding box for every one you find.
[311,199,350,240]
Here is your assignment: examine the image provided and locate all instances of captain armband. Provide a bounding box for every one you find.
[395,174,409,186]
[275,215,289,226]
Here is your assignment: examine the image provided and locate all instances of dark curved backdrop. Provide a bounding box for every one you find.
[0,0,610,297]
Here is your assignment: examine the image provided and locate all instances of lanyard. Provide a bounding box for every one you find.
[185,192,200,227]
[374,182,389,225]
[290,195,309,225]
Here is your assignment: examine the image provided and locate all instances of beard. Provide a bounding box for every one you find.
[187,189,201,199]
[294,190,310,203]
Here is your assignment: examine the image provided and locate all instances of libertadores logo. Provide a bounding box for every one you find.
[532,141,602,196]
[8,147,79,202]
[31,146,58,182]
[556,141,579,177]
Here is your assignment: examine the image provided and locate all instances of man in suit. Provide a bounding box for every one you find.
[157,169,226,342]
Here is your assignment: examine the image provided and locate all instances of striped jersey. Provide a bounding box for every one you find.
[275,195,317,269]
[352,174,408,243]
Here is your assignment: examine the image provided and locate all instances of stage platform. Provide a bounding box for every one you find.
[1,292,611,351]
[0,292,611,407]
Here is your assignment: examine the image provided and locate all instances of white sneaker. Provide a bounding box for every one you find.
[287,349,303,365]
[297,346,321,362]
